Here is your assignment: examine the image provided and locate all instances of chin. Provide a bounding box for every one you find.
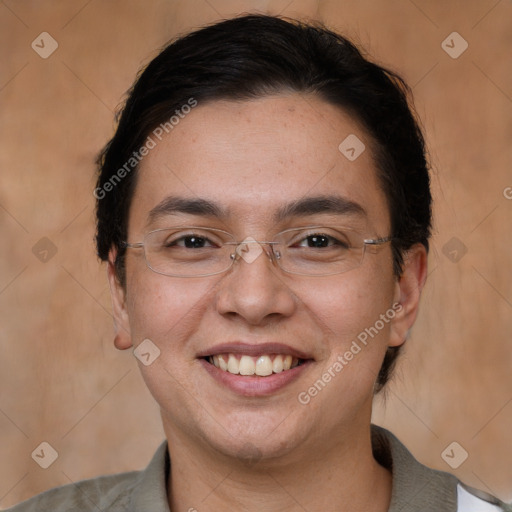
[197,410,311,465]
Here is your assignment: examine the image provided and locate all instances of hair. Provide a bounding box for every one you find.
[95,14,432,391]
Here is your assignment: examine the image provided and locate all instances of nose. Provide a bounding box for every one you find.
[215,240,297,326]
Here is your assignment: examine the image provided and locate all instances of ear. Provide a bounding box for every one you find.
[107,248,133,350]
[388,244,428,348]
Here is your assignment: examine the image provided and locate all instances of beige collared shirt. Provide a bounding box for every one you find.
[5,426,508,511]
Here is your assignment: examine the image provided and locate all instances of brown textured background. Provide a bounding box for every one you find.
[1,0,511,507]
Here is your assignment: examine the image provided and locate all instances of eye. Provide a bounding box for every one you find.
[165,234,217,249]
[295,233,349,249]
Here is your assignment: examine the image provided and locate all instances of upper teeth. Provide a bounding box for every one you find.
[209,354,299,376]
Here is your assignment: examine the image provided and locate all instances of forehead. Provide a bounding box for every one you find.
[129,93,389,234]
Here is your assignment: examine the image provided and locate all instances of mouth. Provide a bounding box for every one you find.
[197,343,313,396]
[204,353,305,377]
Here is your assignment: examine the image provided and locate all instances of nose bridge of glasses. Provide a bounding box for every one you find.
[230,237,278,265]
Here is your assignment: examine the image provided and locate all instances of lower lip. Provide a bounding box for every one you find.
[199,358,312,397]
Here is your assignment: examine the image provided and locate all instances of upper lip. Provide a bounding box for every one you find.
[196,342,314,360]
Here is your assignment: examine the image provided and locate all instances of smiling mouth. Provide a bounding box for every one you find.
[205,354,305,377]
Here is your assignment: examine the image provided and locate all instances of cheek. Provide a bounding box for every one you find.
[298,258,396,345]
[123,268,218,426]
[125,262,214,351]
[294,249,397,412]
[292,265,396,420]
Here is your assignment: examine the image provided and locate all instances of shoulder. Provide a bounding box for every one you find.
[4,470,141,512]
[371,425,510,512]
[4,440,170,512]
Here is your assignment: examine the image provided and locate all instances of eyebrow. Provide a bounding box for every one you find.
[273,195,366,222]
[146,194,366,226]
[147,196,227,226]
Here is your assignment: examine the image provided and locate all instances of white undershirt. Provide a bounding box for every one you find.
[457,484,504,511]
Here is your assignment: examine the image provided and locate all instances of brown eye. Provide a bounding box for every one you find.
[296,234,349,249]
[304,235,328,248]
[164,234,215,249]
[181,236,209,248]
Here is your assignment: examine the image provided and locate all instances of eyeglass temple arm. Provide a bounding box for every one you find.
[363,237,392,246]
[122,242,144,249]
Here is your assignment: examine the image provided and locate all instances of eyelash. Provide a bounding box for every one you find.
[294,233,349,248]
[166,232,351,249]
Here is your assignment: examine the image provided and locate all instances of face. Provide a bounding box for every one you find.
[109,93,426,466]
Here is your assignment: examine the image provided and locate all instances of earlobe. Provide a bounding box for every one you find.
[388,244,428,348]
[107,249,133,350]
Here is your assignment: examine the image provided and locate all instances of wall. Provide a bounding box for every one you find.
[0,0,511,507]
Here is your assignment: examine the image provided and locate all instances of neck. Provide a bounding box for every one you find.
[164,422,392,512]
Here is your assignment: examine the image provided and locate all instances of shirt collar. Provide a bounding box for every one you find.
[372,425,458,511]
[129,440,171,512]
[129,425,458,511]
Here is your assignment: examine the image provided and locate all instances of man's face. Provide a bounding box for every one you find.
[110,94,417,463]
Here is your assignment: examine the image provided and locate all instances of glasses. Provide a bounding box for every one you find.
[122,226,392,278]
